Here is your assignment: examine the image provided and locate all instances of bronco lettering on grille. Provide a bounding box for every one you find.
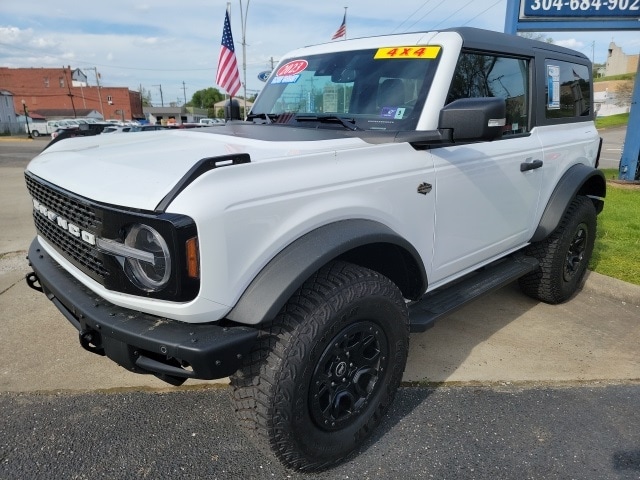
[33,199,96,246]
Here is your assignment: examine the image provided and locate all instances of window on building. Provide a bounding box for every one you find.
[59,77,64,88]
[447,52,530,136]
[107,95,113,103]
[44,77,50,88]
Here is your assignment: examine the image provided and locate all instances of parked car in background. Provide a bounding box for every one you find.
[198,118,226,125]
[29,119,74,137]
[100,124,165,134]
[36,118,106,138]
[129,125,167,132]
[101,126,133,134]
[168,123,207,129]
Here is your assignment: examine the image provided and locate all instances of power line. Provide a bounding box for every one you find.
[391,0,503,33]
[390,1,433,34]
[403,0,449,32]
[462,0,503,27]
[429,0,477,30]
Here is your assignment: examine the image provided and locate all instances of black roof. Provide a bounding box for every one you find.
[443,27,590,62]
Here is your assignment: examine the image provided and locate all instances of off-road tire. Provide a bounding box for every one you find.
[519,195,596,304]
[230,260,409,471]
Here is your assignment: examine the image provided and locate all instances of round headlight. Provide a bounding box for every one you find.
[123,224,171,291]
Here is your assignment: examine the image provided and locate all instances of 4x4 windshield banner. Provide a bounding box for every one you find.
[374,46,441,59]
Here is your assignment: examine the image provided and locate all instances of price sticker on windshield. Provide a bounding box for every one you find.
[374,46,440,59]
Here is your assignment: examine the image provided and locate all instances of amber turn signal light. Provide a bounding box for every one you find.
[185,237,199,279]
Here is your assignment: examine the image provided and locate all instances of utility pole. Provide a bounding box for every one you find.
[21,99,32,139]
[153,84,164,107]
[182,81,188,105]
[64,66,77,117]
[138,84,145,122]
[90,67,104,119]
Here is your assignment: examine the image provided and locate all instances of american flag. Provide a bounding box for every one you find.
[331,12,346,40]
[216,10,242,96]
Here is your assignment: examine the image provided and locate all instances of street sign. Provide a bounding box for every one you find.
[508,0,640,30]
[523,0,640,19]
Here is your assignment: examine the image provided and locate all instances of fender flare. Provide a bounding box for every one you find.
[531,163,606,243]
[226,219,427,325]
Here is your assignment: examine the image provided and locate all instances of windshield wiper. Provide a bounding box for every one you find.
[294,115,361,131]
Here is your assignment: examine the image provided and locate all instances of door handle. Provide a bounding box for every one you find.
[520,159,543,172]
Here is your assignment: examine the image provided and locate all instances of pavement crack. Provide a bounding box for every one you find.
[0,275,26,296]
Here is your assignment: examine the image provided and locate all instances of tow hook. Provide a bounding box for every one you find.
[25,272,43,293]
[79,330,106,356]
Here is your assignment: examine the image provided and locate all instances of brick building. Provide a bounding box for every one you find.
[0,66,143,122]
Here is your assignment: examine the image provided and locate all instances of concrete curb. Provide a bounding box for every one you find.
[582,270,640,306]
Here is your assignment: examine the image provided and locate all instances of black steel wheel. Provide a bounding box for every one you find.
[520,195,597,304]
[230,261,409,471]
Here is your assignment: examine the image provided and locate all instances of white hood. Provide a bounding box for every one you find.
[26,128,365,211]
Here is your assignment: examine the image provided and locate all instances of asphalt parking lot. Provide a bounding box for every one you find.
[1,133,639,478]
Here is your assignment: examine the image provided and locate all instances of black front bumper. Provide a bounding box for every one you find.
[27,238,258,385]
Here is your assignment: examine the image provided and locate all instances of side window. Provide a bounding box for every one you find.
[544,60,591,119]
[448,52,530,136]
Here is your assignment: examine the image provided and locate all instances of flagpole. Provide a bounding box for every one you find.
[331,8,347,41]
[239,0,250,119]
[344,7,347,40]
[226,2,233,113]
[217,3,242,119]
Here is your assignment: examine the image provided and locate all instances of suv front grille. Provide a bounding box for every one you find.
[25,171,199,301]
[25,173,109,281]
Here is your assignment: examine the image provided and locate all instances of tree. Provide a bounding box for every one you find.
[140,87,153,107]
[614,81,634,107]
[189,87,225,110]
[518,32,554,43]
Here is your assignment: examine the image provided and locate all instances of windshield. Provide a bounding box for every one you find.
[250,45,441,131]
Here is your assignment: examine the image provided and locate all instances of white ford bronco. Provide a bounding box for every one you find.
[25,27,605,470]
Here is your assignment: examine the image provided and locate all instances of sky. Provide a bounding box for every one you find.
[1,0,639,107]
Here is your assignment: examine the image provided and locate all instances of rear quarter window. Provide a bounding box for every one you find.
[544,60,591,120]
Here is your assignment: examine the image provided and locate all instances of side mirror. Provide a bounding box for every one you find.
[438,97,506,142]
